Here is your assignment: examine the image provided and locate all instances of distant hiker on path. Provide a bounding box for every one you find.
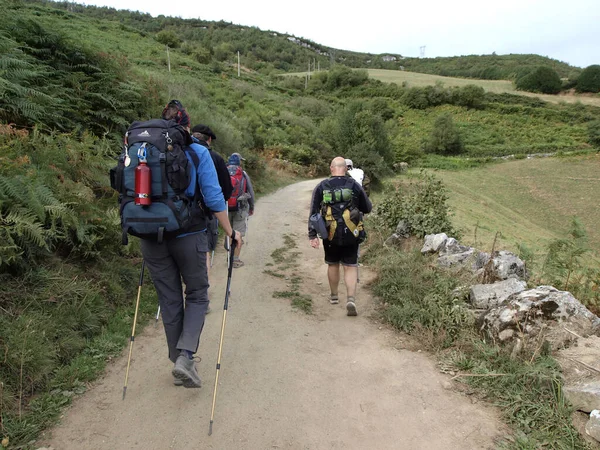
[191,123,233,312]
[309,157,372,316]
[227,152,255,268]
[138,101,241,388]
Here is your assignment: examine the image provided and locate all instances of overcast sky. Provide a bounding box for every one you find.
[78,0,600,68]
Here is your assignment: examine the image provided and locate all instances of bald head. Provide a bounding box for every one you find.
[330,157,347,176]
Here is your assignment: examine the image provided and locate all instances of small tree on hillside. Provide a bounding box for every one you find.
[156,30,180,48]
[516,66,562,94]
[576,65,600,93]
[424,113,463,155]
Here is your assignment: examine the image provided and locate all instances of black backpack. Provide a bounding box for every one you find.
[110,119,205,244]
[320,178,366,246]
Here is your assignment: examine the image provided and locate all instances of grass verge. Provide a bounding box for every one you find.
[0,258,156,449]
[364,236,591,449]
[263,234,312,314]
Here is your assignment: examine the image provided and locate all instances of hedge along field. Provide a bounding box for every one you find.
[366,69,600,107]
[430,154,600,256]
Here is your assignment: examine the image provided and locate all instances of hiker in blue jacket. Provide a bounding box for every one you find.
[140,101,242,388]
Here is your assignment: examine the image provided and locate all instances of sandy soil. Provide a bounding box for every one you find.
[42,179,505,450]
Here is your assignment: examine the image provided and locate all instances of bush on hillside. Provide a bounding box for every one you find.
[515,66,562,94]
[321,101,393,182]
[311,66,369,91]
[424,113,464,155]
[576,65,600,93]
[156,30,180,48]
[373,172,458,238]
[452,84,485,109]
[588,120,600,148]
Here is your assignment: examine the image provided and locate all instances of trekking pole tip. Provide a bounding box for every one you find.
[208,421,213,436]
[122,386,127,400]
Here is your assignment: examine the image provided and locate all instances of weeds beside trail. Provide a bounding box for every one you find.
[264,234,312,314]
[365,238,591,449]
[0,259,157,449]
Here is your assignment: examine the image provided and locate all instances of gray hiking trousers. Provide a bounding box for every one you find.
[140,232,209,363]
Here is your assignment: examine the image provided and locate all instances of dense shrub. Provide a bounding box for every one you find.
[424,113,463,155]
[156,30,180,48]
[320,101,393,182]
[576,64,600,93]
[515,66,562,94]
[373,172,458,237]
[452,84,485,109]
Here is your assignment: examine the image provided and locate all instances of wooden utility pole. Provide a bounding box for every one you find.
[238,51,240,77]
[166,45,171,72]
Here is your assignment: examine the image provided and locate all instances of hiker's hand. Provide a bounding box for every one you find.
[249,209,254,216]
[310,238,319,249]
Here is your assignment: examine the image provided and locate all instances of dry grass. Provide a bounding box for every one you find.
[367,69,600,107]
[430,154,600,256]
[285,68,600,107]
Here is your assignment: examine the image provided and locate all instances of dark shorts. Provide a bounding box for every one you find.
[207,217,218,251]
[323,240,359,267]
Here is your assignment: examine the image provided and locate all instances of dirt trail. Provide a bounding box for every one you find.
[43,179,504,450]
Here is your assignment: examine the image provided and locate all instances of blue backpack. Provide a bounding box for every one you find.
[110,119,205,244]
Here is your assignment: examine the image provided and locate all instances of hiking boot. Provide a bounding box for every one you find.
[329,294,339,305]
[346,297,357,316]
[173,377,183,386]
[233,259,245,268]
[172,355,202,388]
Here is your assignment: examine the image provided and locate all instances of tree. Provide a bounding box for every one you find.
[424,114,463,155]
[515,66,562,94]
[322,101,393,182]
[576,65,600,93]
[156,30,180,48]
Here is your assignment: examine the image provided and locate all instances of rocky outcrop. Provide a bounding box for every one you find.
[481,286,600,350]
[469,278,528,309]
[564,383,600,414]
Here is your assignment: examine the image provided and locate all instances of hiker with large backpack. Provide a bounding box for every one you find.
[308,157,372,316]
[111,100,242,389]
[226,152,255,268]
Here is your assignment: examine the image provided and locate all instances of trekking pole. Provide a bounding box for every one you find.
[208,237,236,435]
[155,305,161,326]
[123,260,145,400]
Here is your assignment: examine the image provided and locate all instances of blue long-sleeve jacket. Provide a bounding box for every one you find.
[185,142,226,213]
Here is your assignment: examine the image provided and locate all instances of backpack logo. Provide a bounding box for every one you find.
[137,130,151,137]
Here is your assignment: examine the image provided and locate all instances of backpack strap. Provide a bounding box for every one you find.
[159,152,168,198]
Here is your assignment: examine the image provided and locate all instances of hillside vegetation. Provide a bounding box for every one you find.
[1,1,600,448]
[365,69,600,107]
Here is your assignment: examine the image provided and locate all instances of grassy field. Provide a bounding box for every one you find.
[369,69,600,107]
[287,69,600,107]
[429,154,600,258]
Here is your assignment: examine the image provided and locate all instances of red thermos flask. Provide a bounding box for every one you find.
[134,161,151,205]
